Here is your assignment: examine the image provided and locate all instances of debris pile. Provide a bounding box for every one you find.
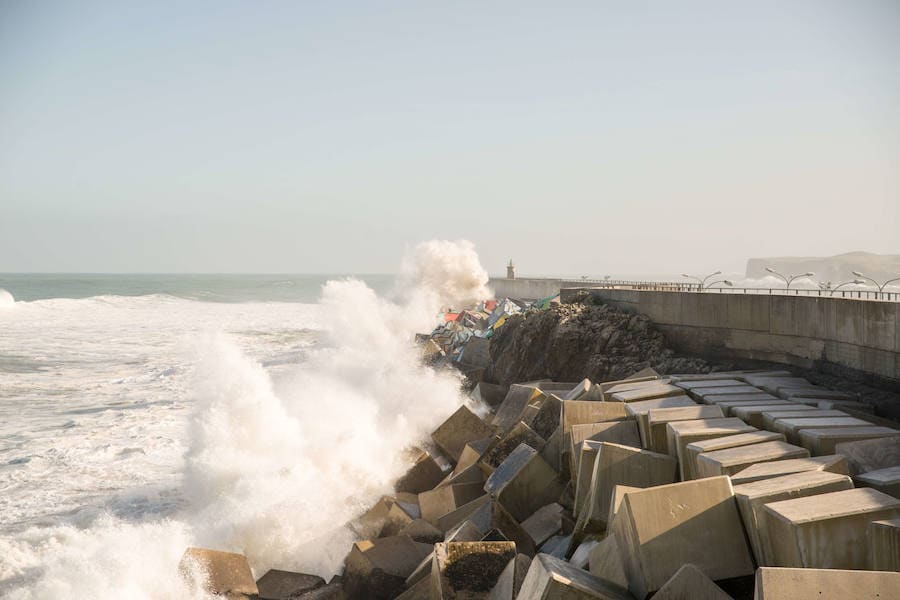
[181,367,900,599]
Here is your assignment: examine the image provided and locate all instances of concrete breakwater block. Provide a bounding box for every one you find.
[432,405,497,462]
[588,535,629,590]
[483,421,546,471]
[732,471,853,566]
[664,417,755,479]
[695,441,809,478]
[676,379,745,391]
[486,553,531,600]
[799,427,899,456]
[726,402,796,425]
[517,552,634,599]
[625,397,697,449]
[521,503,564,547]
[702,393,780,406]
[570,421,641,468]
[772,416,872,444]
[256,569,326,599]
[645,405,725,453]
[763,487,900,569]
[759,408,847,430]
[396,450,446,494]
[835,436,900,475]
[856,465,900,498]
[868,518,900,571]
[651,564,734,600]
[343,535,433,599]
[609,384,684,403]
[753,566,900,600]
[683,431,785,481]
[692,386,765,402]
[484,443,563,523]
[419,483,485,524]
[602,378,666,398]
[612,476,754,599]
[430,541,516,599]
[179,547,258,598]
[729,454,849,485]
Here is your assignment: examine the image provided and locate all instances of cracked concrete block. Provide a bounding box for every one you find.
[684,431,785,481]
[696,441,809,478]
[753,566,900,600]
[763,488,900,569]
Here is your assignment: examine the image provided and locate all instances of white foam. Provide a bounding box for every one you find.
[0,288,14,307]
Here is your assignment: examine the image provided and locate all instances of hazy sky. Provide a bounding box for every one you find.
[1,1,898,276]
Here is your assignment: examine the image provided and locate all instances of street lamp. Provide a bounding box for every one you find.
[830,279,866,295]
[852,271,900,295]
[706,279,734,290]
[765,267,815,290]
[681,271,722,291]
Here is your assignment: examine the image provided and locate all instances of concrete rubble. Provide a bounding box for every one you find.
[177,296,900,599]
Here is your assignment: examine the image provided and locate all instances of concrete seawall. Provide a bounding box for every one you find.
[560,288,899,391]
[489,277,565,300]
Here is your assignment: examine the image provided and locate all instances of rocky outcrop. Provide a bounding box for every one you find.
[486,301,710,387]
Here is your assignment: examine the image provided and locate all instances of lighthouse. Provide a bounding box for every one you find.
[507,260,516,280]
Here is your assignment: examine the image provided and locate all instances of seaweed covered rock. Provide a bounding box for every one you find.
[486,302,709,387]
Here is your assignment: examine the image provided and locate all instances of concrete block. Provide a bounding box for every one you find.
[437,495,492,533]
[569,538,601,569]
[868,518,900,571]
[518,552,633,599]
[588,535,629,590]
[483,422,546,471]
[521,503,564,547]
[399,519,444,544]
[759,409,846,430]
[430,541,516,600]
[712,400,794,419]
[530,393,562,440]
[606,485,642,530]
[562,400,629,433]
[696,441,809,478]
[834,435,900,475]
[676,379,746,391]
[256,569,325,600]
[492,384,542,431]
[727,402,797,426]
[539,425,563,472]
[856,465,900,498]
[538,534,573,559]
[433,406,496,462]
[571,421,641,460]
[763,488,900,569]
[381,500,417,536]
[730,455,849,485]
[419,483,485,524]
[692,386,766,402]
[295,580,344,599]
[486,554,531,600]
[665,417,755,479]
[561,378,593,401]
[343,535,433,600]
[701,393,779,406]
[574,441,604,517]
[800,425,900,458]
[441,464,487,490]
[652,564,733,600]
[753,566,900,600]
[453,438,495,477]
[395,576,431,600]
[733,471,854,566]
[610,384,684,403]
[684,431,785,481]
[396,450,447,494]
[579,442,677,533]
[779,388,854,401]
[645,405,726,453]
[472,382,509,408]
[624,397,697,449]
[484,444,564,523]
[179,547,258,598]
[772,416,872,444]
[816,399,874,413]
[602,378,665,398]
[612,476,754,599]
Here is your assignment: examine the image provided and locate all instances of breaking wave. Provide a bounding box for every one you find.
[0,288,14,307]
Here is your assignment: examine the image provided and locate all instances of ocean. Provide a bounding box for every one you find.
[0,242,493,599]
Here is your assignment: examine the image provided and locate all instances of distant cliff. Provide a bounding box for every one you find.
[746,251,900,284]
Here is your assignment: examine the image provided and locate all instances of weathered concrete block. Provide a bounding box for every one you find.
[561,378,593,401]
[569,538,601,569]
[692,386,766,402]
[399,518,444,544]
[472,382,509,408]
[753,566,900,599]
[856,465,900,498]
[179,547,258,598]
[610,384,684,403]
[759,408,846,431]
[580,442,677,533]
[652,564,733,600]
[492,384,543,431]
[486,553,531,600]
[800,425,900,458]
[484,444,563,523]
[396,450,446,494]
[588,535,629,590]
[646,405,725,453]
[521,503,564,547]
[696,441,809,478]
[772,416,872,445]
[677,379,746,391]
[602,377,664,398]
[733,471,854,566]
[518,552,633,599]
[419,483,485,524]
[701,393,780,406]
[430,541,516,600]
[483,422,546,471]
[868,518,900,571]
[381,500,418,536]
[344,536,433,599]
[665,417,756,479]
[684,431,785,481]
[763,488,900,569]
[433,406,497,462]
[530,393,562,440]
[712,401,794,420]
[570,421,641,468]
[605,484,642,530]
[816,399,874,413]
[256,569,325,600]
[729,455,849,486]
[539,425,563,472]
[612,476,755,599]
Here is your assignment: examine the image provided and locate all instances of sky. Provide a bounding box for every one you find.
[1,1,898,277]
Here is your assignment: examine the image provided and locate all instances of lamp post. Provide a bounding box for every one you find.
[765,267,815,290]
[829,279,866,296]
[681,271,721,292]
[706,279,734,291]
[852,271,900,297]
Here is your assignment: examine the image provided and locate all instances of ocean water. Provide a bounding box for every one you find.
[0,241,493,599]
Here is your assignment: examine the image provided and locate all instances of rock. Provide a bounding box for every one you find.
[343,535,433,600]
[763,488,900,569]
[652,564,733,600]
[430,541,516,599]
[432,406,497,462]
[179,547,258,599]
[683,431,785,481]
[753,566,900,599]
[256,569,326,599]
[732,471,854,566]
[517,552,633,599]
[612,476,754,599]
